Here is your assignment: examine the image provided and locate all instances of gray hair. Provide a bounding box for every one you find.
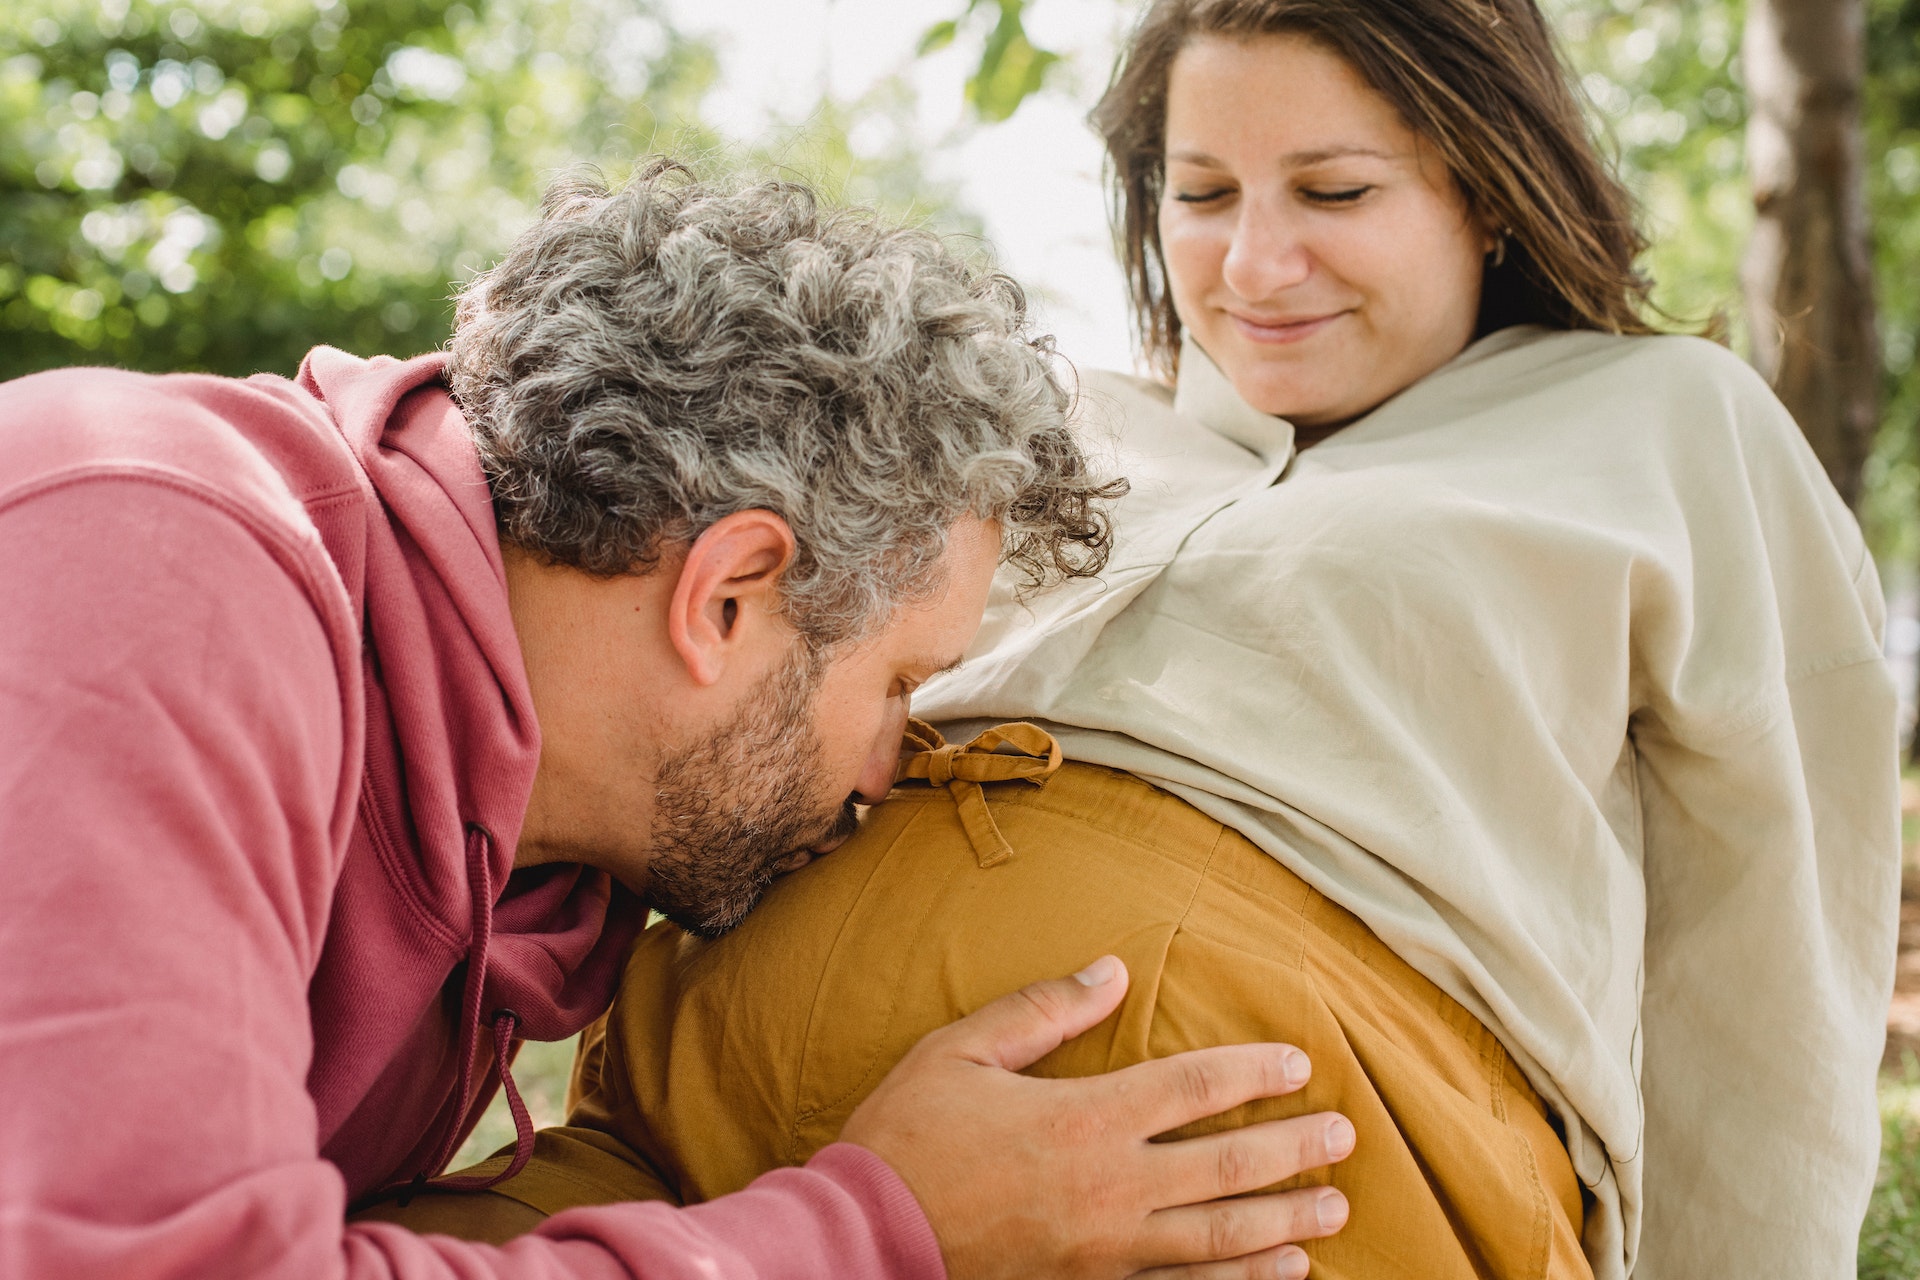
[448,158,1121,646]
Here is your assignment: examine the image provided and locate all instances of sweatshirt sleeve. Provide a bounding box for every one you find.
[1628,409,1901,1277]
[0,475,943,1280]
[348,1146,944,1278]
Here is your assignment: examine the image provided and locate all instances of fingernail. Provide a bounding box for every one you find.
[1282,1049,1310,1088]
[1325,1115,1355,1159]
[1073,955,1121,987]
[1316,1188,1349,1231]
[1277,1246,1310,1280]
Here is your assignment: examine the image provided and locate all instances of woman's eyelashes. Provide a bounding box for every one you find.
[1168,183,1377,206]
[1302,184,1373,205]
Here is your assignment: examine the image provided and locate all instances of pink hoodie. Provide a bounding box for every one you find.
[0,351,944,1280]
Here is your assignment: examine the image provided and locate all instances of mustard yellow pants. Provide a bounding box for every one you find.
[367,733,1590,1280]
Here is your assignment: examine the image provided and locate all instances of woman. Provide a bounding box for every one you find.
[370,2,1898,1276]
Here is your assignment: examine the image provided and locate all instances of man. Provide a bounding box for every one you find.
[0,162,1348,1279]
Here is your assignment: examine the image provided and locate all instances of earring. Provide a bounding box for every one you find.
[1488,229,1512,269]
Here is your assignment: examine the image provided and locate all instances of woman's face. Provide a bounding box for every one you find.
[1158,34,1493,430]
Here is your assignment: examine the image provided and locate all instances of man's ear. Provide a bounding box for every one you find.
[666,510,797,688]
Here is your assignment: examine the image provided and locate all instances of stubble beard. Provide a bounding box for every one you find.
[645,648,860,939]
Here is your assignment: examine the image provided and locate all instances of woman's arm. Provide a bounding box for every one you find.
[1629,356,1900,1277]
[1633,649,1898,1278]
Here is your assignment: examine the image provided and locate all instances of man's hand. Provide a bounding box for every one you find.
[839,955,1354,1280]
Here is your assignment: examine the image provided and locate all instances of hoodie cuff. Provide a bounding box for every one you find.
[804,1143,946,1280]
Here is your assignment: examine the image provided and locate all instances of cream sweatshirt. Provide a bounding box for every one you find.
[918,325,1900,1279]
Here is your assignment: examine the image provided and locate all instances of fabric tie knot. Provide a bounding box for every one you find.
[896,719,1061,868]
[924,743,962,787]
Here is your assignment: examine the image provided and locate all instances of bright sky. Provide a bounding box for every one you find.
[655,0,1140,373]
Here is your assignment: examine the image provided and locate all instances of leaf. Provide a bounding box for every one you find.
[916,19,960,56]
[962,0,1059,122]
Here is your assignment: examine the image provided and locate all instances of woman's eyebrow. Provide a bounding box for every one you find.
[1165,145,1402,166]
[1280,144,1401,165]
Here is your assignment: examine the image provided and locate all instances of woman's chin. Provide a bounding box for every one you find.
[1219,349,1414,429]
[1228,371,1355,428]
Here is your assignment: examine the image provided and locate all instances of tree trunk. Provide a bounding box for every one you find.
[1742,0,1881,511]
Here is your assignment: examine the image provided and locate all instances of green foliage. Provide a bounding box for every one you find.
[917,18,962,56]
[1543,0,1751,339]
[919,0,1061,123]
[0,0,720,380]
[1864,0,1920,562]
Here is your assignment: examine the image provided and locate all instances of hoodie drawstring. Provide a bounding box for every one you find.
[394,824,536,1204]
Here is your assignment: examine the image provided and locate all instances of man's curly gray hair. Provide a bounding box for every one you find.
[448,158,1120,647]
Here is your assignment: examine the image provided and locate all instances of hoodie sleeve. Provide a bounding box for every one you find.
[349,1146,944,1279]
[0,476,943,1280]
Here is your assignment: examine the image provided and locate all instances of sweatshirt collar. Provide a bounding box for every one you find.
[1171,335,1296,466]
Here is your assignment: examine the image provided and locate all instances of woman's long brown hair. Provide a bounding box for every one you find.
[1091,0,1662,380]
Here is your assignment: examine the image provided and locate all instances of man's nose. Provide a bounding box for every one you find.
[851,703,910,805]
[852,741,899,805]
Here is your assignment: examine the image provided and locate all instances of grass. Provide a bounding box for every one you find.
[1866,1057,1920,1279]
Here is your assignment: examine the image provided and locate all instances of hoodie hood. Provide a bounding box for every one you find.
[298,348,537,936]
[287,348,639,1194]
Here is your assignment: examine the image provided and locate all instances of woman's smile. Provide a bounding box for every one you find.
[1226,309,1350,344]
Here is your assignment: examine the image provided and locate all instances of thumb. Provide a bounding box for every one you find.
[941,955,1130,1072]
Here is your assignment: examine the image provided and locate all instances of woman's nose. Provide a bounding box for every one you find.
[1220,203,1312,302]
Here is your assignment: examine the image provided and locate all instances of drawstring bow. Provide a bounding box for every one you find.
[895,719,1061,867]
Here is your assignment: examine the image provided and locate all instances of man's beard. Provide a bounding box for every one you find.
[645,649,861,939]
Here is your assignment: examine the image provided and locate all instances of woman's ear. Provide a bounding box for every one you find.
[1475,207,1508,262]
[665,510,798,687]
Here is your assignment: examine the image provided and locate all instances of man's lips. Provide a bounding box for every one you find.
[773,800,868,875]
[1227,310,1346,344]
[768,827,850,876]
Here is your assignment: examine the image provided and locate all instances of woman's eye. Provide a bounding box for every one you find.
[1302,185,1373,205]
[1171,188,1233,204]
